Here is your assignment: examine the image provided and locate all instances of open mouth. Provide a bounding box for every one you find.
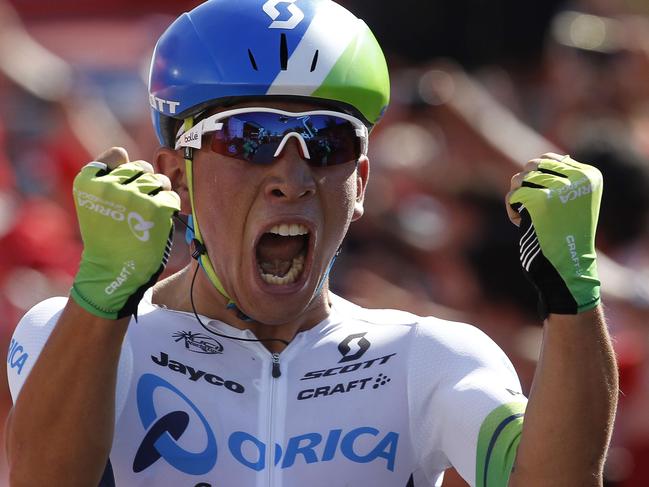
[255,223,310,286]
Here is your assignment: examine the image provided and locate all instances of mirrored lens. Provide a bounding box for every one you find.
[208,112,360,166]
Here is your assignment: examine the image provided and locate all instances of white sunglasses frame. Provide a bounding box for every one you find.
[174,107,369,160]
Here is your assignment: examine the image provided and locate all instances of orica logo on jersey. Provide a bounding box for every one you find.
[135,374,400,476]
[262,0,304,29]
[8,338,29,375]
[228,427,399,472]
[127,212,154,242]
[134,374,217,475]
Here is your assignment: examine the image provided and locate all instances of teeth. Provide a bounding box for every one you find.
[268,223,309,237]
[259,254,305,285]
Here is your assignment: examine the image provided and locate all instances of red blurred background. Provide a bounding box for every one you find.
[2,0,649,485]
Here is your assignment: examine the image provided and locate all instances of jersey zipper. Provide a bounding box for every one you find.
[271,352,281,378]
[267,352,281,487]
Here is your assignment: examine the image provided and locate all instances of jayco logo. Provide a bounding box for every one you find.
[262,0,304,29]
[128,212,154,242]
[151,352,244,393]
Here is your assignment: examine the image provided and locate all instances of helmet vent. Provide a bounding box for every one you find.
[280,33,288,70]
[310,50,319,72]
[248,49,259,71]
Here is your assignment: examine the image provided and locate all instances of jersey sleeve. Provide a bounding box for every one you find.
[6,297,134,421]
[7,297,67,402]
[407,319,527,487]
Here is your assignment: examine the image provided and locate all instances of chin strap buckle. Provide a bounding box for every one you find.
[191,239,207,260]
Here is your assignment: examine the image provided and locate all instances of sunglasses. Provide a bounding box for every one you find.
[175,107,368,167]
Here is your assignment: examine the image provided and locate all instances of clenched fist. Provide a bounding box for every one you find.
[71,147,181,319]
[507,153,602,317]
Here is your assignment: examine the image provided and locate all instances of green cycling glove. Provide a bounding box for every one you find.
[71,161,181,319]
[508,156,602,317]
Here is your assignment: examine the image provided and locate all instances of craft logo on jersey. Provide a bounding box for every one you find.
[297,372,393,401]
[173,331,224,354]
[338,332,370,363]
[262,0,304,29]
[298,352,396,401]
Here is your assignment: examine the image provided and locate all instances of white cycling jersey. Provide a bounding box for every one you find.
[8,292,527,487]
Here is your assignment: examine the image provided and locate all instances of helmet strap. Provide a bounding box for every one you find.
[315,247,340,295]
[182,116,237,307]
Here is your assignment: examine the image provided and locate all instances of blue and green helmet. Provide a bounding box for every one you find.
[148,0,391,147]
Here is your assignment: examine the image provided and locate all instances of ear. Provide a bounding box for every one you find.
[352,156,370,221]
[155,147,192,214]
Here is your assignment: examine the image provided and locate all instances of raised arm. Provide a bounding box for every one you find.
[6,302,129,486]
[509,307,617,486]
[5,147,180,485]
[506,154,618,486]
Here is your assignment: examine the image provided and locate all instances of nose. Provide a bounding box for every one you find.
[264,137,316,202]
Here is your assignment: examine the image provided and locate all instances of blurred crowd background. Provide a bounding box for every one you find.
[1,0,649,485]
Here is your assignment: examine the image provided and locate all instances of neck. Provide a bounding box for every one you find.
[152,263,331,353]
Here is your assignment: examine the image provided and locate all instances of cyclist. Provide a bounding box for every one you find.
[6,0,617,485]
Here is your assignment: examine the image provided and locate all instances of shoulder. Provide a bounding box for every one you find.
[416,317,511,364]
[331,293,422,328]
[331,293,517,379]
[12,296,68,338]
[332,293,504,355]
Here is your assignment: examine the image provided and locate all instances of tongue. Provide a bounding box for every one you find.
[256,234,306,269]
[259,259,293,276]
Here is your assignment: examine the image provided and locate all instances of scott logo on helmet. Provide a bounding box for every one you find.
[149,95,180,115]
[262,0,304,29]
